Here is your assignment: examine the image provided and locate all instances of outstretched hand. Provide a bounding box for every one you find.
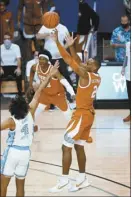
[65,34,77,47]
[49,60,59,76]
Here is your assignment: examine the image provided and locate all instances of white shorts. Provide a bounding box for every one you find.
[1,146,31,179]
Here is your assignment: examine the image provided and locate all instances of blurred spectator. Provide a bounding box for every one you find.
[36,23,74,88]
[17,0,55,61]
[110,15,131,62]
[74,0,99,60]
[0,0,14,44]
[121,41,131,122]
[0,32,22,95]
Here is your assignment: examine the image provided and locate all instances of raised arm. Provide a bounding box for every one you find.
[65,34,82,64]
[51,30,88,78]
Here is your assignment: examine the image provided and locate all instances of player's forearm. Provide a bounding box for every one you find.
[36,33,50,40]
[60,78,75,96]
[69,45,81,64]
[56,40,80,70]
[33,75,51,100]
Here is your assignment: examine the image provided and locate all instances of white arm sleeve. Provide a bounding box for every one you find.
[60,78,75,96]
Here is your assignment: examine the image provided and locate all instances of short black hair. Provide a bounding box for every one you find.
[9,96,29,120]
[38,49,52,61]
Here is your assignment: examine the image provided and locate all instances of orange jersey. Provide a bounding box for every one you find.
[36,64,65,96]
[76,72,101,110]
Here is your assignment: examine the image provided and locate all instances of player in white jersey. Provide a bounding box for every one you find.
[0,62,59,197]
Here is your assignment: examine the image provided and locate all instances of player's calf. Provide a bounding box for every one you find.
[16,178,25,197]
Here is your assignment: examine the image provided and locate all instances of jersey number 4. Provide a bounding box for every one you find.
[91,86,98,98]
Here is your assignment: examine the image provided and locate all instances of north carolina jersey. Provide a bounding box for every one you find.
[7,112,34,147]
[36,64,65,96]
[76,72,101,110]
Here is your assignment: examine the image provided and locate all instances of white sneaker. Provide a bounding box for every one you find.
[49,178,69,193]
[68,177,90,192]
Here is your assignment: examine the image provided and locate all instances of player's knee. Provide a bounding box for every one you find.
[62,144,72,153]
[74,144,84,152]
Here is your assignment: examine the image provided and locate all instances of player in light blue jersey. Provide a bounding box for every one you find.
[0,61,59,197]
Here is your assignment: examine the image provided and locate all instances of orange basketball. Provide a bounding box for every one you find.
[42,12,60,29]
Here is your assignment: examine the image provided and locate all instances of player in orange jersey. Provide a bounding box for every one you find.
[28,49,75,126]
[49,30,101,193]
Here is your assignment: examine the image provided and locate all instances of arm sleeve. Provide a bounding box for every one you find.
[60,78,75,96]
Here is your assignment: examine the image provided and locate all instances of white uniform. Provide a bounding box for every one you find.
[1,112,34,179]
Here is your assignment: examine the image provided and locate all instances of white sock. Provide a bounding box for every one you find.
[78,173,86,182]
[59,175,69,184]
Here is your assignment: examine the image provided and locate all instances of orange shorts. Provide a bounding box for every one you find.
[63,109,95,147]
[39,92,68,111]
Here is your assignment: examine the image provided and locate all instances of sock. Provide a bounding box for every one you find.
[59,175,69,184]
[77,173,86,182]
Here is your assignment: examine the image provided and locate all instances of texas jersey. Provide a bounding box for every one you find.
[76,72,101,110]
[36,64,65,96]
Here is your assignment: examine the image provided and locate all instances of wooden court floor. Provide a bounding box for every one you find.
[1,109,131,196]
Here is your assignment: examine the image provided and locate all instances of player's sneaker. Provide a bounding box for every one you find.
[68,177,90,192]
[49,178,69,193]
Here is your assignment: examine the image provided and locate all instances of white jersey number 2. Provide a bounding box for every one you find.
[91,86,98,98]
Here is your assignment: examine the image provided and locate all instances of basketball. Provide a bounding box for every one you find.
[42,12,60,29]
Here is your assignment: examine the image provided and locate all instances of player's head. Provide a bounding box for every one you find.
[9,96,29,120]
[80,58,101,73]
[38,49,52,67]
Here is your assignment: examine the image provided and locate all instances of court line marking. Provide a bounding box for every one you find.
[39,128,130,130]
[30,159,130,189]
[29,168,119,197]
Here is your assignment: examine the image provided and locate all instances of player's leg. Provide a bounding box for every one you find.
[15,149,30,196]
[74,142,86,173]
[15,178,25,197]
[49,112,82,193]
[1,147,18,196]
[68,141,90,192]
[1,175,11,197]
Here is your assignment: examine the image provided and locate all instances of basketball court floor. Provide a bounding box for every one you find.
[1,109,130,196]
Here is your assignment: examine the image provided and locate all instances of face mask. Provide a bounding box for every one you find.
[121,23,129,29]
[4,39,12,49]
